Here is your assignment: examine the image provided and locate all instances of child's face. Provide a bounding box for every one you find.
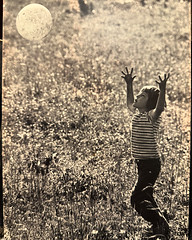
[133,90,149,110]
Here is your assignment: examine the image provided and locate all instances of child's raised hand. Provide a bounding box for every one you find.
[156,73,170,90]
[121,67,136,84]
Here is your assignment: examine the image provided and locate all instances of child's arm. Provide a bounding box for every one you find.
[151,73,170,120]
[121,67,136,112]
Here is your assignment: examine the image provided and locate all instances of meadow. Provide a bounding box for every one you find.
[2,0,191,239]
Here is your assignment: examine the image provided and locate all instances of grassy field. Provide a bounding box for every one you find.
[2,0,191,239]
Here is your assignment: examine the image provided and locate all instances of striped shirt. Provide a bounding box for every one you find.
[131,111,161,159]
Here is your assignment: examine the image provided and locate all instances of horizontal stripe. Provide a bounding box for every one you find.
[133,117,161,121]
[132,127,154,130]
[132,139,157,146]
[132,144,157,148]
[132,152,159,157]
[132,149,159,152]
[132,117,161,122]
[132,140,156,143]
[132,153,159,157]
[132,146,157,150]
[132,132,156,136]
[132,141,155,144]
[131,111,161,159]
[132,129,158,134]
[132,151,158,154]
[132,118,161,123]
[132,132,158,136]
[133,153,159,156]
[132,148,157,151]
[132,135,156,139]
[132,144,158,148]
[133,154,159,158]
[132,125,160,128]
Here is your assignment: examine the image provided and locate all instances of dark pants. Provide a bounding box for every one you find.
[131,158,162,225]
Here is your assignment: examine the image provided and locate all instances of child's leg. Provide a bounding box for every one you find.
[131,158,162,224]
[131,159,170,238]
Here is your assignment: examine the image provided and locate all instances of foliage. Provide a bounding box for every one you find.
[3,0,190,239]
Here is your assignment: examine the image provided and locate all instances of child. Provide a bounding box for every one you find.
[121,67,170,238]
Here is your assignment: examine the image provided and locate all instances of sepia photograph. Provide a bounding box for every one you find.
[2,0,191,239]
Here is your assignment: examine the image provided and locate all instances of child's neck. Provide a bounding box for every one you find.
[138,107,148,113]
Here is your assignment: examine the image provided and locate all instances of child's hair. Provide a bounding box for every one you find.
[140,86,160,111]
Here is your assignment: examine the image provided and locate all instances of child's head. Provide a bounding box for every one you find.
[139,86,160,111]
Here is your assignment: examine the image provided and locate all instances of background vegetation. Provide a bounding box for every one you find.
[3,0,190,239]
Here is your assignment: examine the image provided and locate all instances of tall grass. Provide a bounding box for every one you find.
[2,0,190,239]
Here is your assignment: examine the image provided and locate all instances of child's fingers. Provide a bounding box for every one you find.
[125,67,129,74]
[133,75,136,80]
[131,68,133,75]
[121,71,126,75]
[167,73,170,79]
[158,76,162,81]
[163,73,170,81]
[155,80,160,85]
[121,76,125,79]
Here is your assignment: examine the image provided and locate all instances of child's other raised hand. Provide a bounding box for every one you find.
[121,67,136,84]
[156,73,170,90]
